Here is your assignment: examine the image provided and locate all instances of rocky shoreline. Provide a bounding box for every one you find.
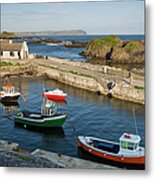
[0,58,144,104]
[27,38,87,48]
[0,140,117,169]
[81,35,144,65]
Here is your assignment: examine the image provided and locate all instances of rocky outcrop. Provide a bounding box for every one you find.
[27,38,61,44]
[82,35,144,64]
[0,31,21,39]
[28,38,87,48]
[0,140,62,168]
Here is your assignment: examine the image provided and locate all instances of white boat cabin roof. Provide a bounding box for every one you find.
[2,85,15,89]
[119,133,141,144]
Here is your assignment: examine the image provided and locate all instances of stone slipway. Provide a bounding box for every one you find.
[0,140,117,169]
[31,149,117,169]
[0,58,144,104]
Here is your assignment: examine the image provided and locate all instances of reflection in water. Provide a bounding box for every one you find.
[14,124,65,137]
[47,98,67,105]
[45,78,144,114]
[0,77,144,164]
[0,101,19,117]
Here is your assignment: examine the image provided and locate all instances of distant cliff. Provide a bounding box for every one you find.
[15,30,87,36]
[81,35,144,64]
[0,31,21,39]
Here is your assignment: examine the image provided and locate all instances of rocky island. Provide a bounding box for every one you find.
[81,35,144,65]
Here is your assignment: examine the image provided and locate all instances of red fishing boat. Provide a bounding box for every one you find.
[78,133,144,166]
[44,88,67,100]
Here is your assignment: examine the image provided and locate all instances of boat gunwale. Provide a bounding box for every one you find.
[78,136,144,158]
[14,112,67,123]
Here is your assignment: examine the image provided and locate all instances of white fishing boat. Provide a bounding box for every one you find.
[78,133,144,166]
[0,85,21,102]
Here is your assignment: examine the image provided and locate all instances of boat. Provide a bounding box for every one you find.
[43,88,67,100]
[78,133,144,166]
[14,99,67,128]
[0,85,21,103]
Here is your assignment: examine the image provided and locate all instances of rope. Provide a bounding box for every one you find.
[132,108,138,135]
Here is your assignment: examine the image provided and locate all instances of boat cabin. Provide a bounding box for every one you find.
[2,85,15,94]
[41,99,57,116]
[119,133,141,151]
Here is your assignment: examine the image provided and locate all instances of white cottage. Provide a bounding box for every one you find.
[0,40,29,59]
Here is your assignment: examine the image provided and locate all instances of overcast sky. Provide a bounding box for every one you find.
[1,1,144,35]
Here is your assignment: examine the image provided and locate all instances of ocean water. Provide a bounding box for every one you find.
[28,34,144,61]
[0,78,145,165]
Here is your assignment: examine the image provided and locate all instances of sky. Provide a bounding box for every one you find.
[1,0,144,35]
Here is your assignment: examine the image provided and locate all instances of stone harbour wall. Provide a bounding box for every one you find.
[0,59,144,104]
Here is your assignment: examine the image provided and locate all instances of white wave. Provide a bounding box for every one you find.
[46,43,59,46]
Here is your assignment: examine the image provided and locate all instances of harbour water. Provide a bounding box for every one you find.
[28,34,144,61]
[0,77,145,162]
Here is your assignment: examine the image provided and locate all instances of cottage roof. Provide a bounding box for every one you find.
[0,42,23,52]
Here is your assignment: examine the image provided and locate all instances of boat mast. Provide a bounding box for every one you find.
[132,108,138,135]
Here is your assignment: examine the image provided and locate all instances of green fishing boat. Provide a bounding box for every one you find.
[14,99,67,128]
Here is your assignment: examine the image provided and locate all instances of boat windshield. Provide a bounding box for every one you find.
[121,141,137,150]
[41,99,57,116]
[3,87,15,93]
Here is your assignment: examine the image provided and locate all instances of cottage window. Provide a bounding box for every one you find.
[10,51,14,56]
[0,51,3,56]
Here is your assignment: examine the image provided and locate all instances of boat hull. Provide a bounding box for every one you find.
[0,94,20,103]
[44,94,67,100]
[78,138,144,166]
[14,114,67,128]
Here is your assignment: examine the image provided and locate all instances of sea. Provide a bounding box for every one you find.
[26,34,144,61]
[0,78,145,168]
[0,35,145,168]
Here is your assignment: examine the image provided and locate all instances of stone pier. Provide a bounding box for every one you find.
[0,58,144,104]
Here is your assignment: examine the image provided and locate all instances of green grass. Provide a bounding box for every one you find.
[134,86,144,90]
[0,62,13,67]
[0,31,17,37]
[69,70,93,78]
[124,40,143,50]
[78,73,93,78]
[95,35,121,47]
[49,65,60,70]
[0,61,23,67]
[0,150,32,161]
[14,154,32,161]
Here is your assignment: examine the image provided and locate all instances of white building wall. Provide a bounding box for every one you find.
[0,41,29,60]
[1,51,19,59]
[21,41,29,59]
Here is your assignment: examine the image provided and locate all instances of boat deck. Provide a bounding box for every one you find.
[91,139,120,154]
[22,111,65,120]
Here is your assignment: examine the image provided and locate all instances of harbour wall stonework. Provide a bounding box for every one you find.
[0,59,144,104]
